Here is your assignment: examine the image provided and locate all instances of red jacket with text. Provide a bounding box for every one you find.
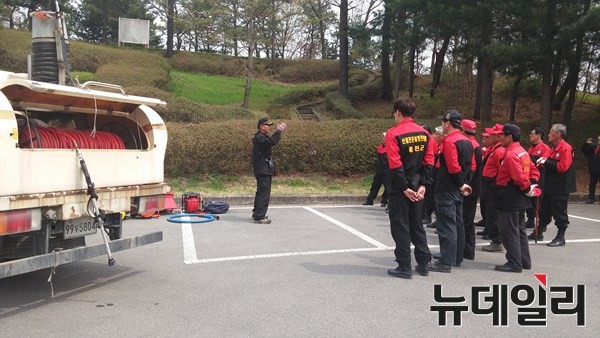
[385,117,435,194]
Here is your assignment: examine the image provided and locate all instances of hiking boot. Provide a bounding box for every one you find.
[547,236,566,247]
[482,242,504,252]
[429,261,451,273]
[414,264,429,277]
[254,217,272,224]
[387,267,413,279]
[362,200,373,205]
[528,232,543,241]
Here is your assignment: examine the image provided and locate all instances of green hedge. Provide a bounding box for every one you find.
[165,119,396,176]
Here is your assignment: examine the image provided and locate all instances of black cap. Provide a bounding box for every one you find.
[438,110,462,126]
[257,117,274,128]
[503,123,521,139]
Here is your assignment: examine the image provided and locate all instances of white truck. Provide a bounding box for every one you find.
[0,8,168,278]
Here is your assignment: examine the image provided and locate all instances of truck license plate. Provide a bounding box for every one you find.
[64,217,97,239]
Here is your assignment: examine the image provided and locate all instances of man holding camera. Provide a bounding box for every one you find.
[581,136,600,204]
[252,118,287,224]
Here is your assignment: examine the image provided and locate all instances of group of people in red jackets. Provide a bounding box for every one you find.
[379,97,577,279]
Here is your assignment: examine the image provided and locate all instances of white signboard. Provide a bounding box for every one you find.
[118,17,149,46]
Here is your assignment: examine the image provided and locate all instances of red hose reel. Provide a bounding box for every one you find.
[19,125,125,149]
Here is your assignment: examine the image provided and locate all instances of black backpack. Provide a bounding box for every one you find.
[203,201,230,214]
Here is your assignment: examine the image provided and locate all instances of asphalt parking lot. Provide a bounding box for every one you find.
[1,202,598,336]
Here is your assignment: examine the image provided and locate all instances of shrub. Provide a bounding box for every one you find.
[325,92,366,119]
[170,51,247,77]
[165,119,394,176]
[0,29,31,73]
[276,59,339,83]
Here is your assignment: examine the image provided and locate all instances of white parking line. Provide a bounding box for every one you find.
[182,205,600,265]
[303,206,387,248]
[180,216,199,264]
[183,238,600,264]
[569,214,600,223]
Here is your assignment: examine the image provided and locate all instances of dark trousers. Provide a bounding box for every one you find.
[483,198,502,244]
[424,185,435,219]
[539,193,570,236]
[479,197,486,223]
[252,175,272,220]
[588,171,600,200]
[388,193,431,269]
[463,194,478,260]
[525,194,542,224]
[434,191,464,266]
[498,210,531,270]
[367,171,388,204]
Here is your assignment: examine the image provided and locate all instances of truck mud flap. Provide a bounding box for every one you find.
[0,231,162,279]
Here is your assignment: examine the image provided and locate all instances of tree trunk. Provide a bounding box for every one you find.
[478,14,493,121]
[319,15,327,59]
[166,0,174,58]
[540,0,557,133]
[564,86,576,127]
[338,0,349,97]
[552,0,590,111]
[479,57,494,121]
[430,35,451,97]
[393,10,407,99]
[101,0,108,43]
[408,31,416,99]
[473,59,483,120]
[380,3,393,100]
[509,75,523,122]
[430,39,437,74]
[550,49,562,105]
[242,21,255,108]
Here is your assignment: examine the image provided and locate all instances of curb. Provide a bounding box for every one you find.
[201,193,593,206]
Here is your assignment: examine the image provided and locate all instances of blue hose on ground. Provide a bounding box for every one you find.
[167,213,217,223]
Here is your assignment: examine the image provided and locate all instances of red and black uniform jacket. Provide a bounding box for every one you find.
[468,136,483,197]
[375,144,388,174]
[495,142,540,211]
[252,130,281,176]
[544,139,577,195]
[385,117,435,194]
[528,141,551,187]
[481,142,505,200]
[434,129,473,193]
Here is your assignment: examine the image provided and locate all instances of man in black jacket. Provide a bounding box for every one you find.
[363,132,389,207]
[581,136,600,204]
[252,118,286,224]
